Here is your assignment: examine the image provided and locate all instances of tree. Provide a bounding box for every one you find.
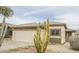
[0,6,13,46]
[34,18,50,53]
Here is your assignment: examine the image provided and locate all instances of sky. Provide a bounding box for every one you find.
[0,6,79,30]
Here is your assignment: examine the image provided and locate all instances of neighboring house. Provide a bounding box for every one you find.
[10,22,75,45]
[0,23,14,39]
[0,22,76,44]
[65,28,76,42]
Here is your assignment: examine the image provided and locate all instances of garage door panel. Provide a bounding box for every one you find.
[14,30,36,44]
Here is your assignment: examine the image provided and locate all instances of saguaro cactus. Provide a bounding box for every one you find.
[0,17,8,46]
[34,19,50,53]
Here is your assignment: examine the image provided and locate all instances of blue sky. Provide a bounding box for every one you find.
[0,6,79,30]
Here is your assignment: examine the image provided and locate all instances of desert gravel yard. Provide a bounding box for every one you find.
[0,40,79,53]
[47,44,79,53]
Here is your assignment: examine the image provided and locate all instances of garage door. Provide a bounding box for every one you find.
[13,30,36,44]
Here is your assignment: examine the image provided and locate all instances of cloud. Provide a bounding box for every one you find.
[6,13,79,30]
[54,13,79,30]
[23,7,53,16]
[6,16,43,25]
[4,6,79,30]
[24,9,46,16]
[0,14,33,24]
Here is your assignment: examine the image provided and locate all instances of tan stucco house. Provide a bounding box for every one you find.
[0,22,76,44]
[10,22,75,44]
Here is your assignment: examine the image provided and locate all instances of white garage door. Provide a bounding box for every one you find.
[13,30,36,44]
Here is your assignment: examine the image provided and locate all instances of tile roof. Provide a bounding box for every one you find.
[0,21,67,28]
[12,21,66,28]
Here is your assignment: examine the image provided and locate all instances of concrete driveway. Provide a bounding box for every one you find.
[0,40,79,53]
[0,40,32,52]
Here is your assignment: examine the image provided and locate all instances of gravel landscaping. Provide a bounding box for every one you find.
[0,40,79,53]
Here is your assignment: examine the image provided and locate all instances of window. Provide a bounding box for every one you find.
[51,29,61,36]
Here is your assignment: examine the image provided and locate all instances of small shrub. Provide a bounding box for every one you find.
[69,31,79,50]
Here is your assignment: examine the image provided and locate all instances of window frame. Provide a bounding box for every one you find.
[50,29,61,36]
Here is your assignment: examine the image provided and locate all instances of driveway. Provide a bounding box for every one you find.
[0,40,33,52]
[0,40,79,53]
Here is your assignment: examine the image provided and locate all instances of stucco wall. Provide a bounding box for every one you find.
[12,25,66,44]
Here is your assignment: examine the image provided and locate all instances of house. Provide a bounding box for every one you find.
[0,23,14,38]
[0,22,76,45]
[65,28,76,42]
[9,22,75,45]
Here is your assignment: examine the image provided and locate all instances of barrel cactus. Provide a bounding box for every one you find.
[69,31,79,50]
[34,19,50,53]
